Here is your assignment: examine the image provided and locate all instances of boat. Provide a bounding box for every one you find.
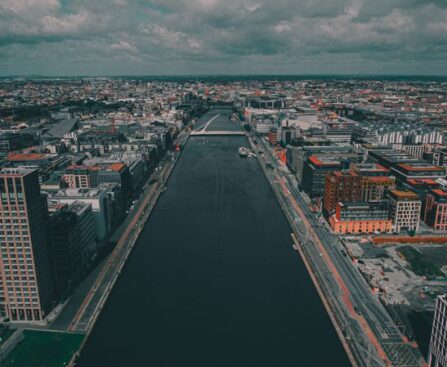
[238,146,249,157]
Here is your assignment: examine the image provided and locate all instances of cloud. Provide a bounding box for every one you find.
[110,41,137,53]
[0,0,446,75]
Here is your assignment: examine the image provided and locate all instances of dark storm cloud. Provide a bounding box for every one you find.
[0,0,446,75]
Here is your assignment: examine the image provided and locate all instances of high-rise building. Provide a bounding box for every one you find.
[388,190,421,232]
[323,170,362,217]
[428,295,447,367]
[0,168,54,322]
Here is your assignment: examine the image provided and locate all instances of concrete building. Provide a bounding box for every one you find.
[0,168,55,322]
[253,118,275,134]
[428,294,447,367]
[424,148,447,167]
[63,163,132,199]
[388,190,421,232]
[286,145,354,184]
[46,188,112,241]
[247,97,285,109]
[391,163,445,185]
[63,165,97,189]
[46,209,81,294]
[278,126,299,145]
[392,143,439,159]
[352,163,396,202]
[96,163,132,199]
[128,160,145,191]
[301,156,349,197]
[67,201,96,265]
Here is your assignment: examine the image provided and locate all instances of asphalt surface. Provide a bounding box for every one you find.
[254,134,425,367]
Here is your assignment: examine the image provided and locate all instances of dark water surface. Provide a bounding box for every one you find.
[78,113,350,366]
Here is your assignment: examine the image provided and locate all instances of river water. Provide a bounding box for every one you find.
[78,110,350,366]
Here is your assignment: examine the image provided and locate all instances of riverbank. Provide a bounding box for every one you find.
[76,110,350,367]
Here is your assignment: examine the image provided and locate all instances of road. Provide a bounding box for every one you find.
[252,134,426,367]
[66,127,190,334]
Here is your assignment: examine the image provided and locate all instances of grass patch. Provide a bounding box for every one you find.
[398,246,444,278]
[3,330,84,367]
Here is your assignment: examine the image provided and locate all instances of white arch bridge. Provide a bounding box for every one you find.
[191,113,246,136]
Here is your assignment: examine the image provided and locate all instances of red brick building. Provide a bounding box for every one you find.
[424,189,447,231]
[323,170,362,217]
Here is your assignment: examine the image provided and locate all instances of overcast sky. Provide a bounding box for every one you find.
[0,0,446,76]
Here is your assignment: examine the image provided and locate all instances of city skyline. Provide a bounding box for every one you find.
[1,0,447,76]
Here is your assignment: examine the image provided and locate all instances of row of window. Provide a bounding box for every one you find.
[0,218,28,224]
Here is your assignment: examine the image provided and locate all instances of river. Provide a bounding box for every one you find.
[78,110,350,366]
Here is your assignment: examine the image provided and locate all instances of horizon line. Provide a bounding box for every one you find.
[1,73,447,79]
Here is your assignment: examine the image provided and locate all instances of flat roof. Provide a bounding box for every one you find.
[66,165,99,171]
[8,153,47,161]
[407,178,439,186]
[108,163,126,172]
[339,201,389,210]
[365,176,395,183]
[308,155,342,167]
[353,163,389,173]
[332,170,358,177]
[389,189,419,200]
[431,189,447,197]
[397,163,444,172]
[0,168,36,176]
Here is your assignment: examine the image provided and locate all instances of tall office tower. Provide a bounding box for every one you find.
[428,295,447,367]
[0,168,54,322]
[323,170,362,217]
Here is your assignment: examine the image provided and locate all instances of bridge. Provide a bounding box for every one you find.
[191,112,245,136]
[190,130,246,136]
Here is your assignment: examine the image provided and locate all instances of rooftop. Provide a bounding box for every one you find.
[431,189,447,198]
[7,153,47,161]
[389,189,419,200]
[332,170,358,178]
[67,201,92,214]
[397,163,445,172]
[48,188,105,198]
[353,163,389,173]
[0,168,37,176]
[364,176,395,183]
[108,163,126,172]
[42,118,78,139]
[407,178,439,186]
[338,201,389,210]
[308,155,342,167]
[66,165,99,171]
